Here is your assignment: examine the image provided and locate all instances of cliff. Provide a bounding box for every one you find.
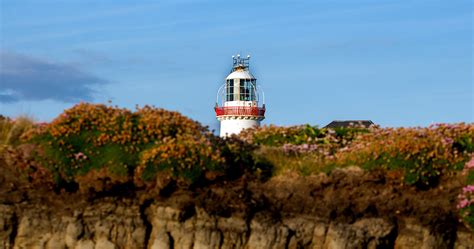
[1,165,472,249]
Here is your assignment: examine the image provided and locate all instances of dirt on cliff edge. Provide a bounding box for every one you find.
[0,155,467,235]
[194,167,465,232]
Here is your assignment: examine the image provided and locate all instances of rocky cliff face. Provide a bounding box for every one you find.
[1,167,473,249]
[1,201,473,249]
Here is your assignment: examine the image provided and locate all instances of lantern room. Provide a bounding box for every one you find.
[215,55,265,137]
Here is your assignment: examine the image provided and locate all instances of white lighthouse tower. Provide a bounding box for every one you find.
[215,54,265,137]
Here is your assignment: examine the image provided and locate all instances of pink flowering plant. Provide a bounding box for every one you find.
[458,155,474,229]
[241,125,371,175]
[241,123,474,187]
[240,124,367,148]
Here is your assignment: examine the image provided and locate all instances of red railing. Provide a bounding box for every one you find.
[215,106,265,117]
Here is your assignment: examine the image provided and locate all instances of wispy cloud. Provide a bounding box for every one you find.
[5,18,200,47]
[0,51,109,103]
[5,3,162,29]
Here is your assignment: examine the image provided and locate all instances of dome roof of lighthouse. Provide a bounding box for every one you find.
[226,70,255,80]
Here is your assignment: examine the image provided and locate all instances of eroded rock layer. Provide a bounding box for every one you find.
[0,167,472,249]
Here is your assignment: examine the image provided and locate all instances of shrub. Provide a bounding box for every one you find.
[241,123,474,188]
[27,103,219,190]
[331,123,473,187]
[215,135,272,180]
[240,124,368,147]
[135,134,224,186]
[458,155,474,230]
[240,125,370,176]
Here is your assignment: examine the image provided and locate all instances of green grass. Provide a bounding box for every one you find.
[253,146,329,176]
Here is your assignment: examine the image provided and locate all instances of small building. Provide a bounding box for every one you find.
[324,120,375,129]
[214,55,265,137]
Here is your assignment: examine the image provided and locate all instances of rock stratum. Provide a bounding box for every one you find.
[1,164,473,249]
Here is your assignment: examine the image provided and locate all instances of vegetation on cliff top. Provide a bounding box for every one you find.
[241,124,473,187]
[0,103,473,229]
[5,104,259,193]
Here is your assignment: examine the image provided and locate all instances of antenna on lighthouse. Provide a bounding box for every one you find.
[231,53,251,71]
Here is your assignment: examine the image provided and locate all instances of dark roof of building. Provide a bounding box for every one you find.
[324,120,375,129]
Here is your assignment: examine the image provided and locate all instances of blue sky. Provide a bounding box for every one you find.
[0,0,472,130]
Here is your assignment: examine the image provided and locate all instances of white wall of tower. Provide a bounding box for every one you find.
[219,119,260,137]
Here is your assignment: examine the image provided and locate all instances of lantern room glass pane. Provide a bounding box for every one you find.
[237,79,256,101]
[226,79,234,101]
[250,79,256,101]
[240,80,246,101]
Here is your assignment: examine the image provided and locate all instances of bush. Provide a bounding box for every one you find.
[332,124,473,188]
[240,124,368,147]
[135,134,224,186]
[215,135,272,180]
[241,123,474,188]
[27,103,220,191]
[240,124,370,176]
[458,155,474,230]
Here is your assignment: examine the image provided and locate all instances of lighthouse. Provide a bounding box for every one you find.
[215,55,265,137]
